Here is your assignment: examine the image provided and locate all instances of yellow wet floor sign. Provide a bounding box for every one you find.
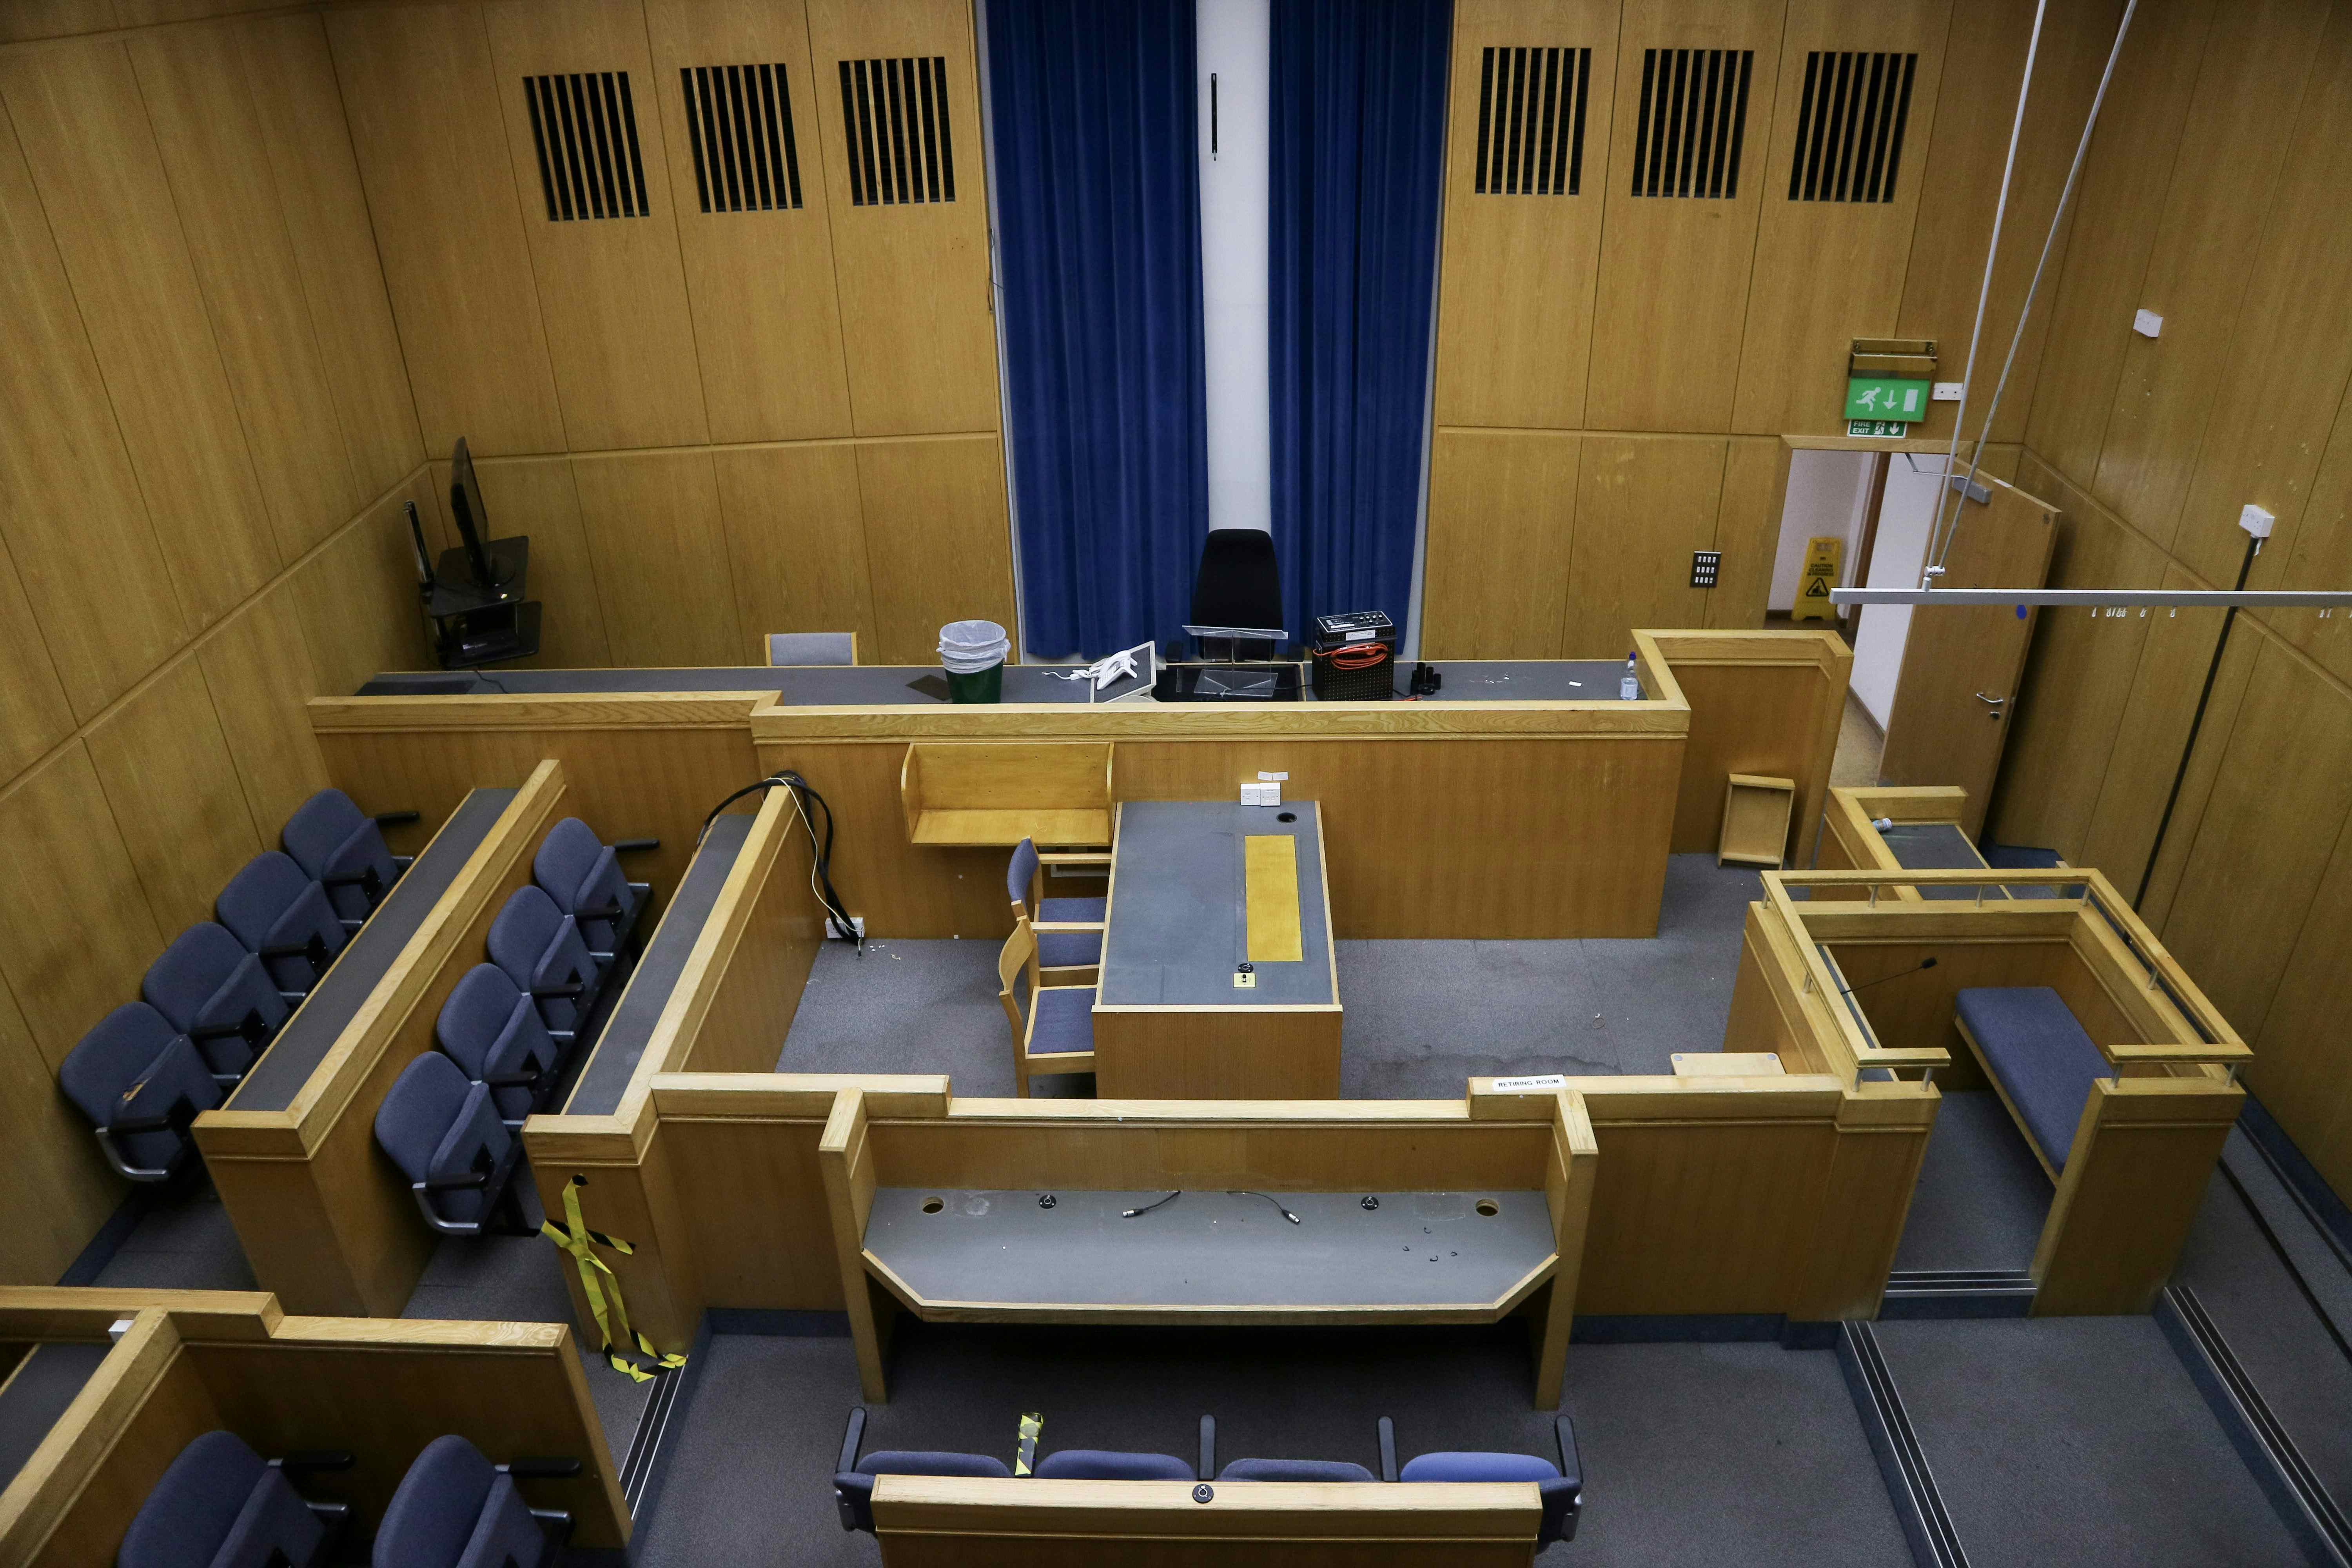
[1793,535,1843,622]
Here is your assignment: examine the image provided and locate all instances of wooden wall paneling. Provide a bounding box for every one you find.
[85,659,264,937]
[327,2,565,457]
[1706,437,1785,628]
[0,74,185,720]
[111,0,277,25]
[1429,0,1623,430]
[197,581,334,843]
[1562,437,1726,657]
[803,0,1002,436]
[129,23,362,563]
[855,437,1017,664]
[1583,0,1787,433]
[430,456,612,669]
[289,472,443,698]
[1987,465,2166,858]
[1419,430,1578,658]
[0,526,74,781]
[236,14,425,499]
[0,3,120,45]
[645,0,857,443]
[1666,659,1840,857]
[0,40,278,628]
[571,452,744,666]
[714,444,878,662]
[2246,804,2352,1197]
[659,1118,843,1312]
[2154,637,2352,1042]
[0,975,119,1285]
[2278,378,2352,690]
[2019,0,2215,489]
[2078,566,2254,914]
[1731,0,1952,437]
[2030,1078,2241,1316]
[0,748,165,1065]
[2085,0,2330,546]
[482,0,711,451]
[1892,0,2109,450]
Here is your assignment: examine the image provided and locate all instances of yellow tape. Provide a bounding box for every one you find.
[541,1174,687,1384]
[1014,1412,1043,1477]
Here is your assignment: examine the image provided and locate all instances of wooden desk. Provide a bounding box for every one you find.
[1093,801,1341,1098]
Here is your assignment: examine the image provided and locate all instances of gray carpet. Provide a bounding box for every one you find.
[1893,1091,2053,1273]
[1874,1317,2310,1567]
[86,1179,257,1292]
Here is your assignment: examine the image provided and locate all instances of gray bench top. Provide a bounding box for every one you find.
[1882,822,1991,902]
[0,1342,110,1496]
[1099,802,1333,1007]
[561,811,757,1116]
[863,1188,1554,1311]
[228,788,516,1112]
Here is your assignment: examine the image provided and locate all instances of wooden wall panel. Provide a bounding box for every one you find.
[1706,437,1785,628]
[2086,0,2330,547]
[198,581,335,842]
[0,2,119,44]
[329,2,565,456]
[1420,430,1578,658]
[2248,811,2352,1199]
[1731,0,1950,437]
[86,660,265,936]
[1430,0,1623,430]
[645,0,856,444]
[856,437,1017,665]
[1584,0,1786,433]
[2276,381,2352,691]
[483,0,711,451]
[571,452,745,666]
[290,474,443,697]
[130,23,362,564]
[804,0,1001,436]
[0,528,74,782]
[1562,437,1725,657]
[237,13,425,500]
[0,974,118,1284]
[0,40,278,627]
[0,749,165,1067]
[431,457,613,669]
[714,445,878,663]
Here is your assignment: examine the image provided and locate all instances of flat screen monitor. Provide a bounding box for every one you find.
[448,438,507,589]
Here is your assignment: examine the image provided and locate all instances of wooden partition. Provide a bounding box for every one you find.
[0,1288,624,1564]
[1645,630,1851,865]
[1731,869,2248,1314]
[193,761,568,1317]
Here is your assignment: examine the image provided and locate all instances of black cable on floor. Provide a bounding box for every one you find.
[700,773,862,954]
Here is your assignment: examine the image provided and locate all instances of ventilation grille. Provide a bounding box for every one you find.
[681,64,804,213]
[1474,47,1592,195]
[524,72,649,221]
[1629,48,1753,199]
[1788,51,1917,203]
[838,56,956,206]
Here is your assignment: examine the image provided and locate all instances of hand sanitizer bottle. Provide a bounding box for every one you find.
[1619,651,1641,701]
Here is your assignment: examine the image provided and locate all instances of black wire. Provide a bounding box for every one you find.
[700,773,862,954]
[467,667,510,693]
[2136,535,2258,910]
[1121,1190,1181,1219]
[1228,1190,1301,1225]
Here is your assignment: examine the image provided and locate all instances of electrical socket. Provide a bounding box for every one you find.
[830,915,866,938]
[1931,381,1964,401]
[2239,504,2275,540]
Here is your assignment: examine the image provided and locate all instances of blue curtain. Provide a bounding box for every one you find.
[987,0,1209,659]
[1269,0,1452,639]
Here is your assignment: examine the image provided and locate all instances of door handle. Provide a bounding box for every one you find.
[1975,691,2005,720]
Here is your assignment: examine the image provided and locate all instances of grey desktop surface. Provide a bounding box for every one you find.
[863,1188,1553,1309]
[1351,659,1632,701]
[229,788,517,1112]
[563,812,757,1116]
[1882,822,2009,902]
[0,1343,111,1496]
[1098,802,1332,1007]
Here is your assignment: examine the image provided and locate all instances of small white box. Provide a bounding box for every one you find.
[2240,503,2276,539]
[1240,782,1264,805]
[2134,308,2164,338]
[1931,381,1964,402]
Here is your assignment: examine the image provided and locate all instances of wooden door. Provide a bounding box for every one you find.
[1879,474,2058,837]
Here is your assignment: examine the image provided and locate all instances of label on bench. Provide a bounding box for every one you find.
[1491,1074,1567,1091]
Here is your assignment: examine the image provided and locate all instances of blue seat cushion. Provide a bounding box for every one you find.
[1036,929,1102,969]
[1034,1448,1194,1481]
[1955,986,2109,1173]
[1041,895,1107,924]
[1219,1457,1375,1483]
[1399,1451,1559,1484]
[1028,986,1095,1056]
[861,1451,1013,1480]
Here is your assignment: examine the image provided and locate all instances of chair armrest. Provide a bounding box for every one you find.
[373,810,421,827]
[1554,1414,1581,1497]
[499,1457,583,1479]
[274,1451,356,1475]
[1377,1416,1397,1483]
[484,1070,542,1089]
[533,982,585,1001]
[421,1170,492,1192]
[1037,852,1112,866]
[614,838,660,854]
[837,1408,867,1473]
[93,1128,176,1182]
[575,900,625,924]
[1198,1414,1215,1483]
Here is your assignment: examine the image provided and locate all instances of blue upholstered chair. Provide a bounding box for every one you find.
[62,1004,222,1183]
[832,1408,1013,1535]
[1378,1414,1583,1549]
[1218,1457,1377,1482]
[437,965,564,1124]
[487,886,600,1041]
[533,818,655,958]
[373,1435,579,1568]
[282,788,416,924]
[1005,838,1103,980]
[996,918,1094,1096]
[142,922,289,1083]
[215,852,346,996]
[1033,1447,1197,1481]
[766,631,858,666]
[117,1430,353,1568]
[374,1052,538,1237]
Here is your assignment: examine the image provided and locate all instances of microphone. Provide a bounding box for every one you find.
[1840,956,1937,997]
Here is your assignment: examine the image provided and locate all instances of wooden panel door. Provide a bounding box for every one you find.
[1879,474,2056,836]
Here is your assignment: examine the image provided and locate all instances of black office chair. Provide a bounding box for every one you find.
[1190,528,1285,659]
[118,1430,353,1568]
[60,1004,220,1183]
[1377,1414,1583,1549]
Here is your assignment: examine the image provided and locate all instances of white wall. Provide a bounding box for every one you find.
[1849,454,1950,728]
[1768,449,1875,612]
[1196,0,1271,534]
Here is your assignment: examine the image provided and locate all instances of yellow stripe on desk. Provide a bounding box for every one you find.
[1244,835,1304,963]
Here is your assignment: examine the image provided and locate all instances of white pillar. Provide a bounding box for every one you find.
[1196,0,1271,534]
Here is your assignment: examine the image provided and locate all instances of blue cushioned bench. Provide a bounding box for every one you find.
[1953,986,2112,1176]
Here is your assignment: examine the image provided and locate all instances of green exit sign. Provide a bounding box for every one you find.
[1846,376,1929,422]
